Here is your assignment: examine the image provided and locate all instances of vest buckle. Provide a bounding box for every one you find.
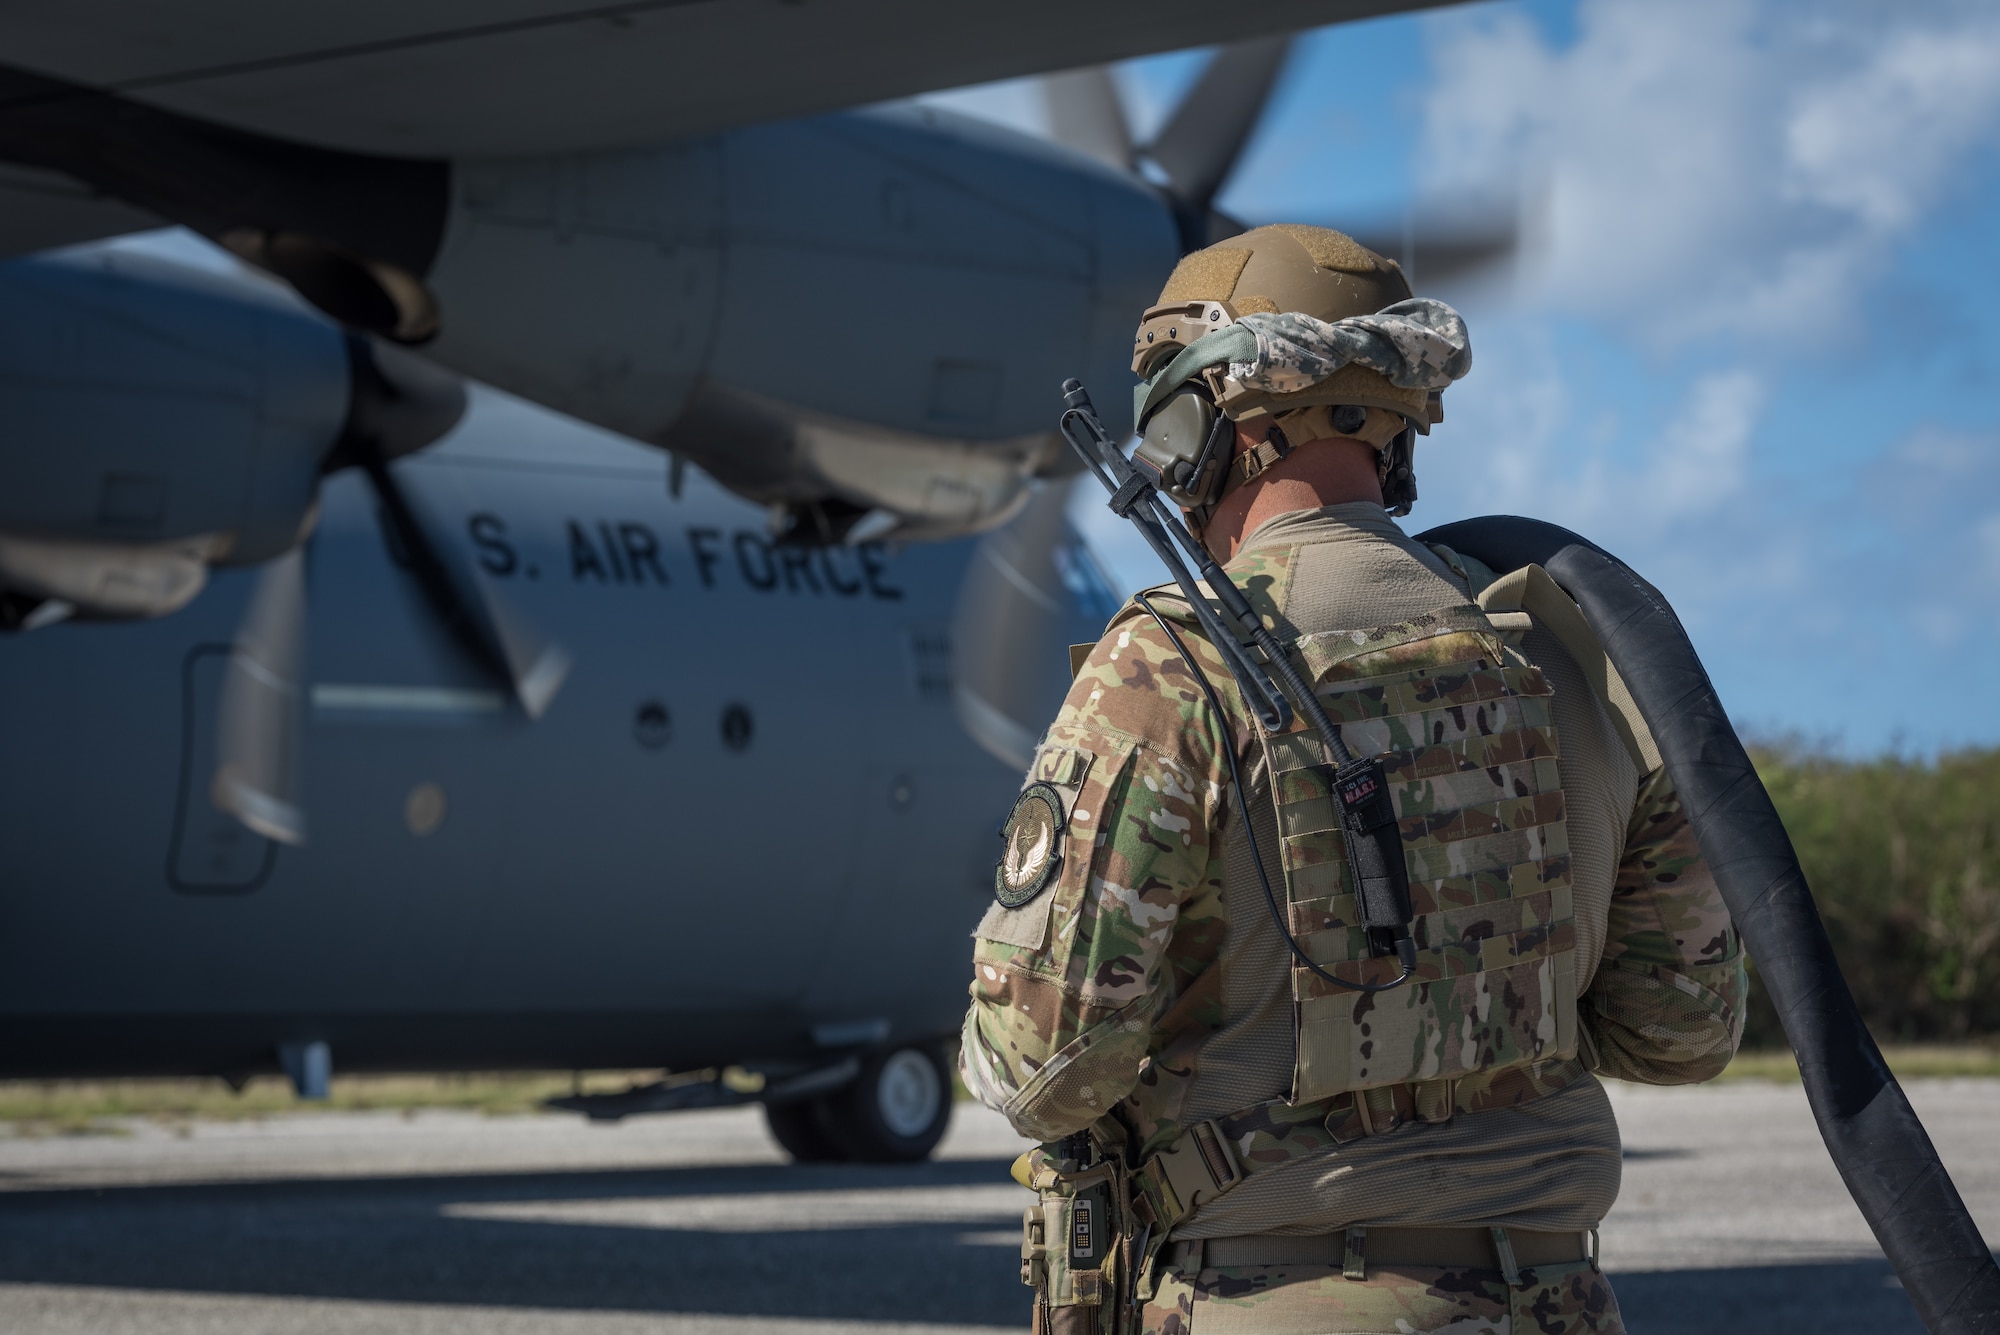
[1144,1118,1244,1223]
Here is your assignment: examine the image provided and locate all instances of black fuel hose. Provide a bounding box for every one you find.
[1415,515,2000,1335]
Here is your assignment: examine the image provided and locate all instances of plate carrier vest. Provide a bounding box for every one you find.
[1261,604,1578,1102]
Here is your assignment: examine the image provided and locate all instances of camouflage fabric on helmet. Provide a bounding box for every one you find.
[1582,766,1746,1083]
[1140,1257,1623,1334]
[1131,298,1471,434]
[1227,299,1473,397]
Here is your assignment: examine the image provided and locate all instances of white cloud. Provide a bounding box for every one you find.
[1022,0,2000,751]
[1639,370,1764,516]
[1864,424,2000,602]
[1421,0,2000,346]
[1785,22,2000,234]
[1427,353,1764,542]
[1871,424,1997,521]
[1407,0,2000,750]
[1978,513,2000,587]
[1843,424,2000,648]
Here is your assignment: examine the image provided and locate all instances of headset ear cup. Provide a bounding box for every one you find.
[1136,388,1231,510]
[1381,428,1418,516]
[1191,403,1232,505]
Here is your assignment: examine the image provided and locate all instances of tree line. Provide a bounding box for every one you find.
[1741,743,2000,1047]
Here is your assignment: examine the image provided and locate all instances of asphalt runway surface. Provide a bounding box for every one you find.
[0,1079,1992,1334]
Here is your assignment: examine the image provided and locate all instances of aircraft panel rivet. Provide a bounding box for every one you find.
[635,701,672,750]
[721,703,754,752]
[405,783,447,837]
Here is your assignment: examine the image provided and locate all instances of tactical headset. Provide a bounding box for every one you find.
[1133,383,1412,530]
[1130,385,1234,524]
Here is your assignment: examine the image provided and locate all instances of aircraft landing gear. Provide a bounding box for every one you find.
[762,1097,847,1162]
[762,1041,952,1164]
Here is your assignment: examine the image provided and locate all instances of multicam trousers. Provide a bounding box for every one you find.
[1138,1259,1625,1334]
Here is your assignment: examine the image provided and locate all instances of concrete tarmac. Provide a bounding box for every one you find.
[0,1078,1992,1334]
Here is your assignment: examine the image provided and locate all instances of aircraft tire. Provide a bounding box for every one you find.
[761,1097,848,1163]
[818,1042,952,1164]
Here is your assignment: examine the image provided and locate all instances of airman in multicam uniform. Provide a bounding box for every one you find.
[962,225,1746,1335]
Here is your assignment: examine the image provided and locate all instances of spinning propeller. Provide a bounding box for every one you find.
[1043,37,1518,280]
[212,340,570,845]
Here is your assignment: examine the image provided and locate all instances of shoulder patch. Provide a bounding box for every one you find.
[994,781,1067,908]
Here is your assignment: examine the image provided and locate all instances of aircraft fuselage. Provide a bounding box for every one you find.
[0,394,1069,1081]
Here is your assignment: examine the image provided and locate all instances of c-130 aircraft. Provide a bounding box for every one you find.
[0,1,1492,1163]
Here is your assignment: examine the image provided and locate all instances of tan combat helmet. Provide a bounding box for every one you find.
[1132,224,1441,431]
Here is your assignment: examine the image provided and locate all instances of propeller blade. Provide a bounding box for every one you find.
[1345,214,1519,289]
[337,333,567,717]
[367,458,571,720]
[1144,36,1293,244]
[1203,207,1251,247]
[950,481,1095,769]
[327,336,469,472]
[212,546,308,846]
[1042,65,1133,172]
[208,337,483,844]
[210,336,481,845]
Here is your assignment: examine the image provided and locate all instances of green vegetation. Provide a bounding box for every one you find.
[1715,1044,2000,1082]
[0,1070,657,1136]
[1745,742,2000,1048]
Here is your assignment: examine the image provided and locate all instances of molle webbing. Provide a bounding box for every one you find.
[1132,1055,1587,1233]
[1260,607,1579,1102]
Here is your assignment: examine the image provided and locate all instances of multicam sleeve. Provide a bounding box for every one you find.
[959,613,1230,1144]
[1582,765,1748,1084]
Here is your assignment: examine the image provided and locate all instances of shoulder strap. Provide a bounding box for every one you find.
[1424,540,1499,599]
[1111,581,1210,631]
[1474,563,1661,774]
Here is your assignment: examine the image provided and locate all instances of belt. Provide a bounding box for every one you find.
[1132,1057,1587,1234]
[1169,1224,1598,1285]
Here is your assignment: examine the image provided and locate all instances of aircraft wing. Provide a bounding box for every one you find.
[0,164,163,257]
[0,1,1451,159]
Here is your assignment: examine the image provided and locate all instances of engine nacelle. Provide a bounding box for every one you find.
[0,245,461,623]
[425,105,1177,540]
[0,64,1177,546]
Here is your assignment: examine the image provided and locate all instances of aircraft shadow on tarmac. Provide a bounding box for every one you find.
[0,1157,1038,1326]
[0,1155,1954,1333]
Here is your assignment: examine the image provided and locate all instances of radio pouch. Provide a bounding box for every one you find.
[1017,1146,1128,1335]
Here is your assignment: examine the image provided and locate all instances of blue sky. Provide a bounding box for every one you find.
[926,0,2000,756]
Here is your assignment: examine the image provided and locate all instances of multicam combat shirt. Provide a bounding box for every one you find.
[961,502,1746,1236]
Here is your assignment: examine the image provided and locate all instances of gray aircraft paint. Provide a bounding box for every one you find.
[0,244,348,566]
[428,104,1176,531]
[0,63,1170,1084]
[0,3,1442,162]
[335,102,1175,443]
[0,386,1115,1078]
[0,102,1178,618]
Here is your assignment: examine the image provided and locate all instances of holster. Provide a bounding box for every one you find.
[1018,1145,1140,1335]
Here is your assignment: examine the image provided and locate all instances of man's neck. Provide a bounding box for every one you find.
[1199,432,1385,562]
